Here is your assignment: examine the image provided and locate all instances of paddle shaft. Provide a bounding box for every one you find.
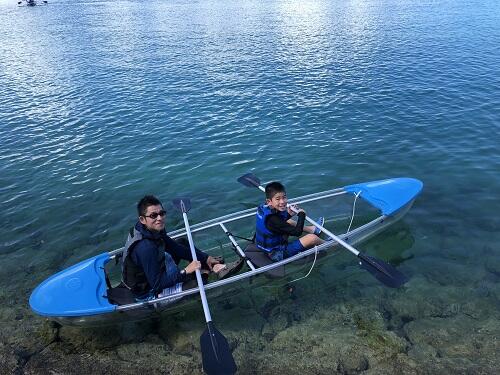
[220,222,256,271]
[180,211,212,323]
[254,184,360,257]
[175,199,238,373]
[288,205,360,257]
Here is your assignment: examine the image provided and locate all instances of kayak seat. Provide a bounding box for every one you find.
[243,243,285,279]
[106,283,136,306]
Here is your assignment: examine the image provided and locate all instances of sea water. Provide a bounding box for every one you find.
[0,0,499,373]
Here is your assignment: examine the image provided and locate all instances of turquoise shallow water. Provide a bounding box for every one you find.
[1,0,499,373]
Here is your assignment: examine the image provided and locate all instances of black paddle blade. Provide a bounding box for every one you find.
[200,321,237,375]
[237,173,261,188]
[358,253,409,288]
[172,197,191,213]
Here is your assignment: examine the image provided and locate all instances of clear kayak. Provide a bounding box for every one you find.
[29,177,423,326]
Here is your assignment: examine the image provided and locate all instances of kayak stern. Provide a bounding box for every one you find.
[29,253,115,318]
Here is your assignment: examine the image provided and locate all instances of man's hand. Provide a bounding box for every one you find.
[205,255,222,271]
[185,260,201,274]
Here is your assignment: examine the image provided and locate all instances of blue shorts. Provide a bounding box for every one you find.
[269,239,305,262]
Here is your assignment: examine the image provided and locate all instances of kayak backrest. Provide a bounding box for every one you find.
[106,283,136,305]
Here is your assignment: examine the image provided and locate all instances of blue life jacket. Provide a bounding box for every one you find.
[255,204,288,253]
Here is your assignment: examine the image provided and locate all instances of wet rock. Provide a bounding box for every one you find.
[363,353,419,375]
[260,298,281,320]
[473,280,493,298]
[215,305,266,333]
[261,312,288,342]
[404,314,500,373]
[351,310,408,364]
[36,320,61,344]
[54,318,162,351]
[161,325,197,356]
[407,341,439,361]
[23,342,157,375]
[383,275,492,327]
[0,343,22,374]
[115,341,180,365]
[337,347,369,374]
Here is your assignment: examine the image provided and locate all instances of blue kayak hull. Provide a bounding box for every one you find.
[29,177,423,326]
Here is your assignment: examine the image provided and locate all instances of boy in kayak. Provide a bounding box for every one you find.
[121,195,243,300]
[256,181,325,262]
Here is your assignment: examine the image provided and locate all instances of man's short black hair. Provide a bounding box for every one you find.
[265,181,286,200]
[137,195,162,216]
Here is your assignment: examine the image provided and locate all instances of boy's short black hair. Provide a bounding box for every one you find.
[265,182,286,200]
[137,195,162,216]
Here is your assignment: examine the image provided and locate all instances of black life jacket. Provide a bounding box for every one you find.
[121,227,166,296]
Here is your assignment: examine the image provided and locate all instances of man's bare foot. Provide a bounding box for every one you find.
[212,264,226,273]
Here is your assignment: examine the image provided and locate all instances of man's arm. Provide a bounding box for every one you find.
[132,240,183,292]
[266,211,306,237]
[164,235,209,265]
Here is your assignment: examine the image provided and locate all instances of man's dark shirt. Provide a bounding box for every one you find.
[131,222,208,293]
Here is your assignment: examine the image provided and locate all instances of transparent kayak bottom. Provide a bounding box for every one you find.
[52,197,414,327]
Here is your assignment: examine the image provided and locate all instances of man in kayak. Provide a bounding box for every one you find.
[255,182,326,262]
[121,195,243,300]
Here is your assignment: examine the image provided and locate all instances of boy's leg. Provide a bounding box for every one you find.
[283,239,305,258]
[282,236,327,261]
[298,234,324,249]
[304,217,324,235]
[285,235,324,259]
[278,235,325,260]
[304,225,318,234]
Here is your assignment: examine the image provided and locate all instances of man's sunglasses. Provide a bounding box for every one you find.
[143,210,166,220]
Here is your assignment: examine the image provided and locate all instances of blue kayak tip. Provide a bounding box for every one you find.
[29,253,115,317]
[344,177,423,216]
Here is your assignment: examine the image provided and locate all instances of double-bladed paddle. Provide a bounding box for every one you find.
[237,173,408,288]
[172,198,237,375]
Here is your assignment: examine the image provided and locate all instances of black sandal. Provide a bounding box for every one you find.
[202,256,225,272]
[211,256,225,264]
[217,259,244,280]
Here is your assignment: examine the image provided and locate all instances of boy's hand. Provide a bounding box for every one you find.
[288,204,305,216]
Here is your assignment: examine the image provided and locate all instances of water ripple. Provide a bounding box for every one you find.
[0,0,498,276]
